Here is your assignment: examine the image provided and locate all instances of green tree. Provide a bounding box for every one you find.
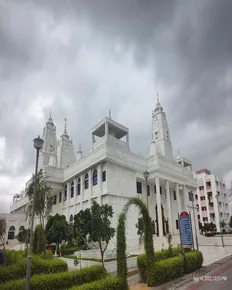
[229,216,232,228]
[26,169,52,256]
[136,217,145,239]
[45,214,69,257]
[74,209,92,248]
[33,224,44,254]
[0,218,6,250]
[16,229,30,250]
[88,200,115,267]
[167,233,173,256]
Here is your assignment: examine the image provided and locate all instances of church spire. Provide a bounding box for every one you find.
[150,93,173,159]
[61,118,69,139]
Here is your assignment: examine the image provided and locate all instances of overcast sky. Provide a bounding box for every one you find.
[1,0,232,213]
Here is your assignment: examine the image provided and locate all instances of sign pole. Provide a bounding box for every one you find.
[178,213,182,248]
[189,211,195,250]
[191,197,199,251]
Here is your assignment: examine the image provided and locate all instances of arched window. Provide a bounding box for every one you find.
[19,226,25,232]
[84,173,89,189]
[93,169,98,186]
[8,226,15,240]
[71,181,74,198]
[64,184,67,200]
[69,214,74,225]
[77,178,81,195]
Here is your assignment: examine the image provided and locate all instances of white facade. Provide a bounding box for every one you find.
[194,169,230,231]
[9,97,198,250]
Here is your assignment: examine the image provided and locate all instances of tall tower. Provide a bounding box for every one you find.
[39,112,58,168]
[150,94,173,159]
[57,118,76,169]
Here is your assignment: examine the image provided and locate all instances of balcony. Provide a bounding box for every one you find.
[200,190,206,197]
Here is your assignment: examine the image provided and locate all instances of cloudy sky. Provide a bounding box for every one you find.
[1,0,232,213]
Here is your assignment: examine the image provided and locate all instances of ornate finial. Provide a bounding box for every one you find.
[157,93,160,103]
[49,109,52,119]
[78,143,82,152]
[178,149,180,155]
[109,109,112,119]
[64,118,67,134]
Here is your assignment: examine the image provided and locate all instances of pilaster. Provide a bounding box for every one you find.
[155,177,163,237]
[166,180,173,235]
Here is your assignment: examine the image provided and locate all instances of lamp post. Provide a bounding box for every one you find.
[189,191,199,250]
[215,193,224,248]
[143,170,150,211]
[26,136,44,290]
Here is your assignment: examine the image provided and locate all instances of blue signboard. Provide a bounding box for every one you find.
[179,214,193,248]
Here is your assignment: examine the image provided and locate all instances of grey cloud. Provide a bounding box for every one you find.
[0,0,232,212]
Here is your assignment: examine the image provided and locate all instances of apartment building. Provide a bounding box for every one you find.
[195,168,230,231]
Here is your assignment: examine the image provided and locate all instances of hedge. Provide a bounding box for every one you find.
[0,256,68,284]
[150,256,184,286]
[70,276,124,290]
[137,247,181,282]
[184,251,203,273]
[0,250,26,266]
[0,265,106,290]
[46,245,80,256]
[138,250,203,286]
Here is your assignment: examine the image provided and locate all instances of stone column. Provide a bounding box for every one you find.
[98,163,102,205]
[126,132,130,149]
[89,169,92,207]
[74,178,77,204]
[105,121,109,139]
[80,174,84,210]
[67,182,71,220]
[176,183,181,214]
[155,177,163,237]
[166,180,173,235]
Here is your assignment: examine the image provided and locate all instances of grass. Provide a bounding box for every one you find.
[63,254,138,262]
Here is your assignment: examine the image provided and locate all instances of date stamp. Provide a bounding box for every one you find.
[193,275,227,282]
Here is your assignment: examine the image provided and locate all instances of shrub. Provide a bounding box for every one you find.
[62,247,79,256]
[39,250,53,259]
[70,276,124,290]
[150,256,184,286]
[137,247,180,282]
[2,250,25,265]
[0,256,67,284]
[184,251,203,273]
[1,265,106,290]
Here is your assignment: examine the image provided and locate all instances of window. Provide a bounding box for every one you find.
[166,131,169,139]
[64,184,67,198]
[77,178,81,195]
[199,186,204,191]
[8,226,15,240]
[71,181,74,198]
[160,186,162,195]
[19,226,25,231]
[154,185,156,194]
[84,173,89,189]
[201,206,207,211]
[197,215,200,219]
[147,185,150,196]
[59,192,62,203]
[155,132,158,139]
[176,220,179,230]
[195,194,198,200]
[70,214,74,224]
[173,191,176,200]
[203,217,208,222]
[136,182,142,194]
[102,171,106,182]
[93,169,98,186]
[200,196,205,201]
[53,195,57,205]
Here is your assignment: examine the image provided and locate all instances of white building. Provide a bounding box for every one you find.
[194,169,230,231]
[9,97,198,250]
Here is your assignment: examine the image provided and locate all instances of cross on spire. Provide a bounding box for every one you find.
[109,109,112,119]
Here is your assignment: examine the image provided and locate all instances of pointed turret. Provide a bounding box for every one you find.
[39,112,58,168]
[150,94,173,159]
[77,144,83,161]
[57,118,76,168]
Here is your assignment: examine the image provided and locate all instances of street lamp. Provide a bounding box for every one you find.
[26,136,44,290]
[143,170,150,211]
[215,192,224,248]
